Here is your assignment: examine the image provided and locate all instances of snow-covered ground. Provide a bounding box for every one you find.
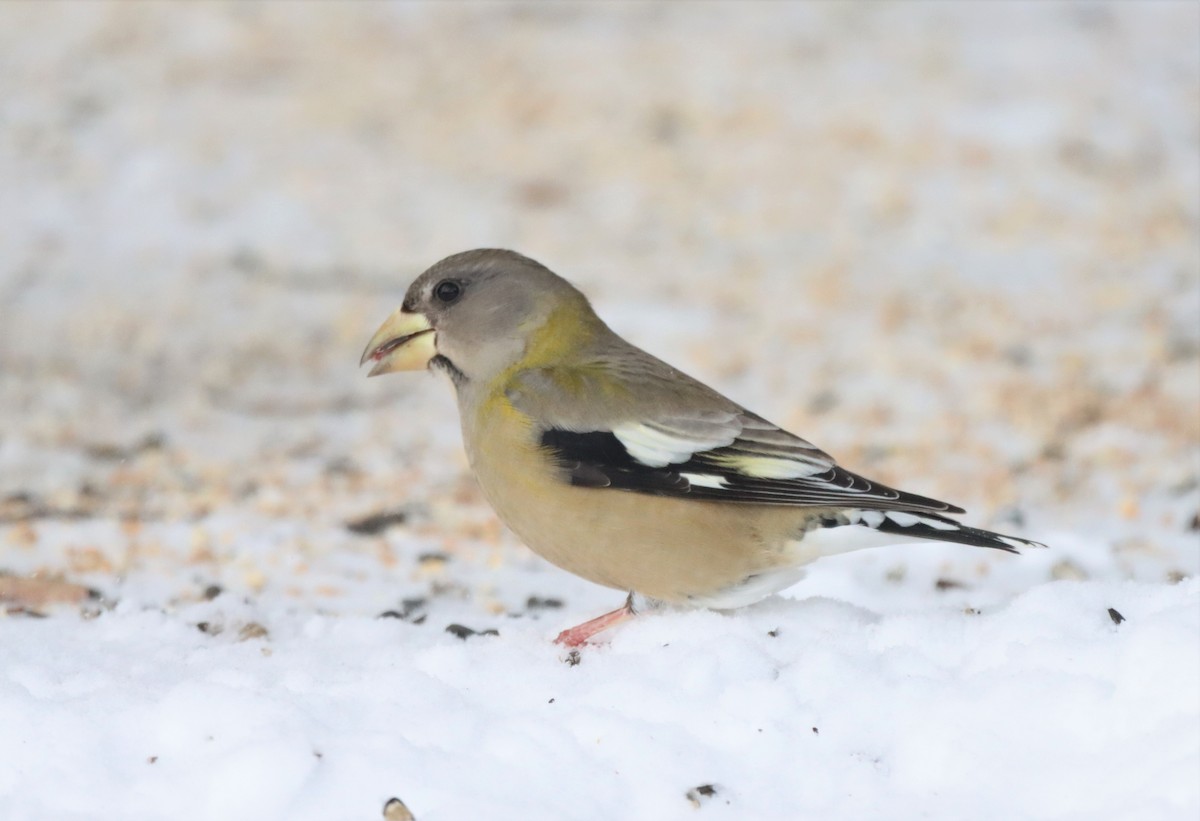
[1,3,1197,820]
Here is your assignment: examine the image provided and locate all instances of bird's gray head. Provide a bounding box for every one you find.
[360,249,605,386]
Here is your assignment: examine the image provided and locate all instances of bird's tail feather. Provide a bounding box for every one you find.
[864,511,1045,554]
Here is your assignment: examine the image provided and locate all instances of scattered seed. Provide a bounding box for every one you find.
[444,624,498,640]
[935,578,965,591]
[564,650,581,667]
[514,178,569,209]
[0,494,90,524]
[430,580,469,598]
[997,507,1026,528]
[1007,342,1035,366]
[230,480,258,500]
[1051,560,1088,581]
[345,510,408,536]
[649,105,682,143]
[382,797,416,821]
[807,390,838,414]
[238,622,269,641]
[812,727,819,734]
[323,457,359,477]
[1168,475,1199,495]
[202,584,223,601]
[379,598,427,621]
[0,575,96,607]
[686,784,718,808]
[1040,441,1066,461]
[767,628,779,638]
[4,606,46,618]
[84,433,165,461]
[526,596,564,610]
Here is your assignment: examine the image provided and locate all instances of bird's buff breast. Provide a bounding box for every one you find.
[459,390,794,604]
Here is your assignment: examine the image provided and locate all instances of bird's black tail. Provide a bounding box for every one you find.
[869,511,1045,554]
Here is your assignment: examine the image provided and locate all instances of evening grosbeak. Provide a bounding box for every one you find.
[361,249,1043,646]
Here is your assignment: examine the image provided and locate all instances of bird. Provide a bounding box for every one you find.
[360,249,1044,646]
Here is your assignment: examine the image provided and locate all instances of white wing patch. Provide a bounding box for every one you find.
[612,419,738,468]
[679,472,730,489]
[612,412,829,476]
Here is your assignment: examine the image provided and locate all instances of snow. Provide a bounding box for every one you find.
[2,572,1196,821]
[1,3,1198,820]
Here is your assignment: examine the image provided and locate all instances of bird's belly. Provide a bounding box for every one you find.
[495,485,788,603]
[467,435,792,604]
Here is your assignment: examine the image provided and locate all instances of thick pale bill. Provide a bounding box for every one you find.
[360,310,437,376]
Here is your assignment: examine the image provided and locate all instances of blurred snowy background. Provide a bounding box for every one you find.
[1,3,1197,820]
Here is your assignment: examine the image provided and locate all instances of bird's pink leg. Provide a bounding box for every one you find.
[554,593,636,647]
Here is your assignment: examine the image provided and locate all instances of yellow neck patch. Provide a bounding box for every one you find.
[517,297,607,369]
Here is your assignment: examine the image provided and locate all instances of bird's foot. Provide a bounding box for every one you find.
[553,593,636,647]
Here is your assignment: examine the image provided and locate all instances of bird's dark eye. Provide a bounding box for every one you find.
[433,279,462,304]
